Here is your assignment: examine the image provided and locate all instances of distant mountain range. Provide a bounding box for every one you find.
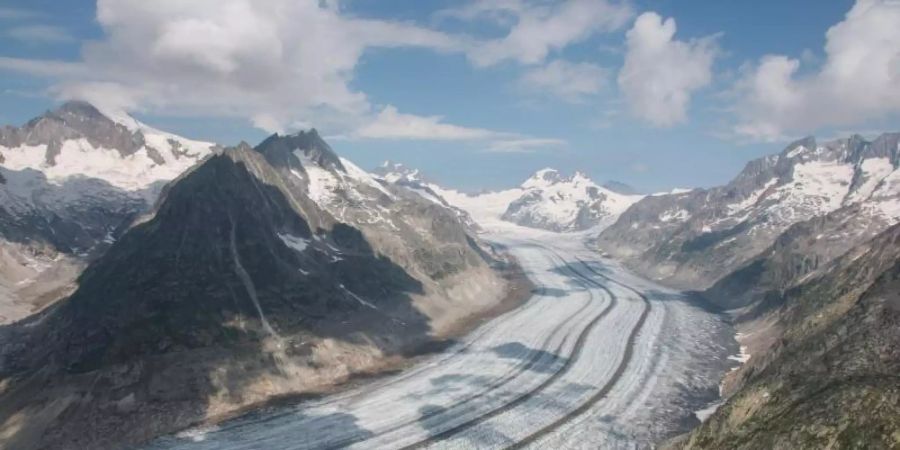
[597,133,900,293]
[376,163,644,232]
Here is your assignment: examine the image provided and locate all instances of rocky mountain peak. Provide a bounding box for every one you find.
[4,100,145,162]
[500,167,644,232]
[522,167,565,188]
[54,100,110,122]
[780,136,817,159]
[772,133,900,168]
[255,129,344,172]
[851,132,900,165]
[571,171,591,183]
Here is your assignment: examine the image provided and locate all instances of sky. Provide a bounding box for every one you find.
[0,0,898,193]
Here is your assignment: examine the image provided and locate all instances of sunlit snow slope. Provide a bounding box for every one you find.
[375,162,643,233]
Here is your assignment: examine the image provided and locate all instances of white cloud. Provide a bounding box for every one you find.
[0,0,461,134]
[442,0,633,67]
[486,137,567,152]
[356,105,566,151]
[356,105,502,140]
[0,0,584,148]
[617,12,717,127]
[7,25,74,44]
[518,59,608,103]
[733,0,900,141]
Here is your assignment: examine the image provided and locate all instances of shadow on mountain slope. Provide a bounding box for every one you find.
[0,150,436,449]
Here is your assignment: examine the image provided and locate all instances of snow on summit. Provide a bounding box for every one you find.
[376,163,643,233]
[0,101,216,193]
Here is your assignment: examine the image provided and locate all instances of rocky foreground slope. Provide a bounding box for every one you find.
[0,102,217,323]
[671,222,900,449]
[0,130,511,449]
[594,133,900,448]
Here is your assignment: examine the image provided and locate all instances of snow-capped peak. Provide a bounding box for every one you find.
[571,171,592,184]
[521,167,565,189]
[373,160,422,184]
[373,163,645,233]
[0,101,216,193]
[504,169,644,232]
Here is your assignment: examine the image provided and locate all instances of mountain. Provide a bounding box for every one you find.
[0,102,217,323]
[670,221,900,449]
[596,133,900,292]
[501,168,643,232]
[0,133,511,449]
[372,161,480,231]
[598,132,900,447]
[376,164,643,233]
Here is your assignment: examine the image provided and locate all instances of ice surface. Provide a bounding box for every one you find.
[146,224,735,450]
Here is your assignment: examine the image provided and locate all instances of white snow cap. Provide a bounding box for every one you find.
[0,104,216,193]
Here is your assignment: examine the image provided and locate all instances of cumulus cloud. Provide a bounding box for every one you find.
[617,12,717,127]
[518,59,608,103]
[733,0,900,141]
[442,0,633,67]
[0,0,606,145]
[0,0,464,134]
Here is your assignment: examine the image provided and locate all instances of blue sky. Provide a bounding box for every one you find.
[1,0,897,193]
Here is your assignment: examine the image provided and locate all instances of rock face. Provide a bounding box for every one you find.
[372,161,480,232]
[673,222,900,449]
[0,133,507,450]
[0,102,217,323]
[597,133,900,293]
[613,133,900,448]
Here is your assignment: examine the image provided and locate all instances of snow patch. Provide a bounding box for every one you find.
[339,284,377,309]
[847,157,893,204]
[339,157,394,199]
[659,209,691,222]
[694,401,724,422]
[295,150,340,208]
[650,187,694,196]
[784,145,807,159]
[278,233,310,253]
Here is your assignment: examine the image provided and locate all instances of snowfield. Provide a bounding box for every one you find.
[146,223,736,449]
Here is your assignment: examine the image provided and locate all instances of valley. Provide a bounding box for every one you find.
[0,103,896,449]
[144,225,735,449]
[2,1,900,447]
